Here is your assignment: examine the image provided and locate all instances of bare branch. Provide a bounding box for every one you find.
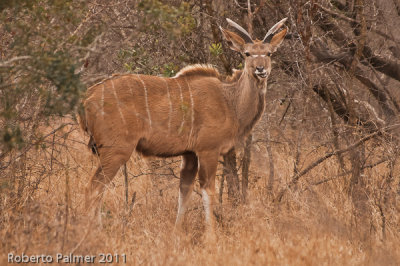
[274,128,394,203]
[315,3,394,41]
[0,56,31,67]
[311,157,390,186]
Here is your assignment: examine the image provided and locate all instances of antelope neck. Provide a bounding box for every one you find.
[224,69,267,138]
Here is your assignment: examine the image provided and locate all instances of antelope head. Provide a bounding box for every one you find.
[220,18,287,81]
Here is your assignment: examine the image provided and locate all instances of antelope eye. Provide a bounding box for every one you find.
[244,52,251,57]
[266,52,272,57]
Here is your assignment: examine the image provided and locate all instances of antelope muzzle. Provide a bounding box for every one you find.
[255,66,268,78]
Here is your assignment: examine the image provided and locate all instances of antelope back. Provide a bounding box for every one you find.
[83,66,233,154]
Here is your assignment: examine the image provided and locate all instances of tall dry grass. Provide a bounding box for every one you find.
[1,119,399,265]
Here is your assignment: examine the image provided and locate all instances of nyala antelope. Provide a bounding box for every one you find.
[79,18,287,230]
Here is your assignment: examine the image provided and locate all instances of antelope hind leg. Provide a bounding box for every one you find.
[85,144,135,220]
[175,152,198,229]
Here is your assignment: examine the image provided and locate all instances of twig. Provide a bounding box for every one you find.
[233,0,247,10]
[219,175,224,204]
[315,3,400,43]
[0,122,74,170]
[279,99,292,125]
[266,127,275,192]
[275,129,384,202]
[0,56,31,67]
[123,164,129,208]
[127,192,136,218]
[61,160,70,253]
[311,157,389,186]
[315,3,357,23]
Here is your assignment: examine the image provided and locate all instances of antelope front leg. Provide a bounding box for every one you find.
[197,151,219,232]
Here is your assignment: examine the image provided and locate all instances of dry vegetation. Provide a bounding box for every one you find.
[2,0,400,265]
[1,117,399,265]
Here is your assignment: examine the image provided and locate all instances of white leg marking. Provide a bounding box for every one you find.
[201,189,211,223]
[163,78,173,134]
[110,80,127,127]
[185,78,194,146]
[136,74,152,127]
[174,79,185,132]
[101,84,105,116]
[175,190,185,225]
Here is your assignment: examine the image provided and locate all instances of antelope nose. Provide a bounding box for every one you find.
[256,66,265,72]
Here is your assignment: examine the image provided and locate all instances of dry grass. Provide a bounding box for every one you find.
[1,121,399,266]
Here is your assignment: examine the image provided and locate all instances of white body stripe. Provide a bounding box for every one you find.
[185,78,194,145]
[126,80,140,122]
[101,84,105,116]
[136,74,152,127]
[126,76,134,96]
[175,79,185,132]
[163,78,173,134]
[110,80,127,127]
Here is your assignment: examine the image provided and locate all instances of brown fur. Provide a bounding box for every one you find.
[225,69,243,83]
[80,19,287,231]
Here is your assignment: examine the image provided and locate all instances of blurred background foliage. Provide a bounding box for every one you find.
[138,0,195,37]
[0,0,87,153]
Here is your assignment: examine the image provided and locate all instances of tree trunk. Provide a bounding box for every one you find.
[241,134,252,203]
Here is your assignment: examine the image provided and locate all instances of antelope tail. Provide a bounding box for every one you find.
[77,104,99,155]
[77,104,88,133]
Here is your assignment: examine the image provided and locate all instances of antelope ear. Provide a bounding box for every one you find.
[220,27,245,53]
[269,28,287,53]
